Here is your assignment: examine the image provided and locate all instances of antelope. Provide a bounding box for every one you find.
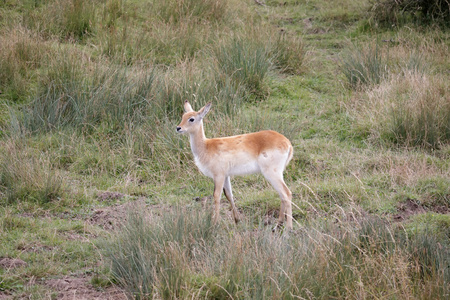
[177,101,294,229]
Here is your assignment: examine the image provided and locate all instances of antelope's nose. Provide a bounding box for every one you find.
[176,126,182,132]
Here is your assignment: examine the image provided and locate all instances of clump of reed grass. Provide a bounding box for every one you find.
[272,34,305,75]
[351,70,449,149]
[0,139,65,205]
[153,0,229,24]
[213,36,273,99]
[370,0,450,27]
[13,56,157,133]
[105,207,449,299]
[0,27,48,102]
[23,0,96,41]
[98,19,212,65]
[389,74,449,149]
[11,52,246,135]
[340,42,389,89]
[105,206,219,298]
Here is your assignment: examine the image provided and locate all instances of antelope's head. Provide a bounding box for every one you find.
[176,101,211,134]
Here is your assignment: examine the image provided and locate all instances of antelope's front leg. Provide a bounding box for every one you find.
[212,176,225,223]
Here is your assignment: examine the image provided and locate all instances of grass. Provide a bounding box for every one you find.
[0,139,66,206]
[106,207,449,299]
[348,68,450,149]
[213,35,272,99]
[22,0,97,41]
[0,0,449,298]
[340,41,388,89]
[153,0,229,24]
[370,0,450,27]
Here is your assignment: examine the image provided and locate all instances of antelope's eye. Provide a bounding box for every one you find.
[188,117,195,123]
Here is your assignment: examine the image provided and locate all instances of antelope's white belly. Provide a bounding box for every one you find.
[194,155,260,178]
[228,160,260,176]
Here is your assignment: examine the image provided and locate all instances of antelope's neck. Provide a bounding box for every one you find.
[188,124,207,158]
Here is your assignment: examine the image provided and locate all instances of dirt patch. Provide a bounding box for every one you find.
[46,276,127,300]
[97,191,126,202]
[393,199,449,221]
[17,242,54,253]
[0,292,12,300]
[393,199,427,221]
[263,208,280,226]
[432,205,450,214]
[61,231,98,241]
[88,198,151,230]
[0,257,27,269]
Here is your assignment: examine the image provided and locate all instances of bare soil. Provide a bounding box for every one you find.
[393,198,449,221]
[88,197,149,231]
[45,276,128,300]
[0,257,27,269]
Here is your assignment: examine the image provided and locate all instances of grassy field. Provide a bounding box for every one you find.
[0,0,449,299]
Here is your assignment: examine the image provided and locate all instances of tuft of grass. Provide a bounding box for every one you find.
[370,0,450,27]
[0,139,65,205]
[388,74,450,149]
[213,35,274,99]
[105,206,218,299]
[98,19,213,65]
[11,54,246,135]
[106,207,449,299]
[0,27,48,102]
[23,0,97,41]
[14,64,156,133]
[349,69,449,149]
[153,0,229,24]
[272,33,306,75]
[340,42,389,89]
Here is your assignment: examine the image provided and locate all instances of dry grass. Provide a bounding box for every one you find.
[350,71,449,149]
[106,206,449,299]
[0,27,50,102]
[370,0,450,26]
[0,139,66,205]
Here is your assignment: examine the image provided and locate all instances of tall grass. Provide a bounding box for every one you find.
[370,0,450,27]
[0,139,65,205]
[106,207,449,299]
[272,34,305,75]
[350,70,449,149]
[340,42,389,89]
[153,0,229,24]
[213,36,273,99]
[16,65,156,133]
[23,0,97,41]
[0,27,48,102]
[98,19,213,65]
[106,206,219,298]
[389,74,450,149]
[8,47,249,134]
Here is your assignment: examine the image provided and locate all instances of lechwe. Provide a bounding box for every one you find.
[176,101,294,229]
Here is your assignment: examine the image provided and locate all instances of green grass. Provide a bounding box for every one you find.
[0,0,449,298]
[370,0,450,27]
[106,207,449,299]
[0,207,103,292]
[0,139,66,205]
[340,41,389,88]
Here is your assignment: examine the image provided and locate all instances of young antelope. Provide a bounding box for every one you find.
[176,101,294,229]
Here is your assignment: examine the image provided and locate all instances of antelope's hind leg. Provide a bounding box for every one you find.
[223,176,240,223]
[260,163,293,229]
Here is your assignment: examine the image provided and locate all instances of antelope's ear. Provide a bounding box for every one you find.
[184,100,193,112]
[198,102,212,119]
